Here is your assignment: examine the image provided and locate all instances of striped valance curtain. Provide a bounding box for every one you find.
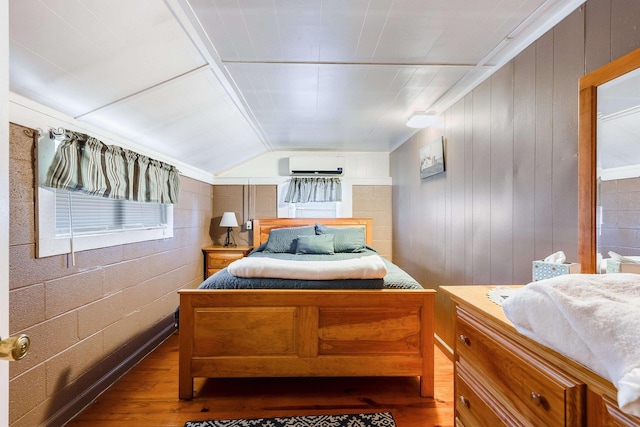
[285,177,342,203]
[44,130,180,204]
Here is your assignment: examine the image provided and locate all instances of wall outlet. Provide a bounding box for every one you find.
[246,220,252,230]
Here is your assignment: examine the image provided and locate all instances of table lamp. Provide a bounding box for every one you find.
[219,212,238,247]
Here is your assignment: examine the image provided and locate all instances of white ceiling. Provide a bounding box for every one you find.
[9,0,585,175]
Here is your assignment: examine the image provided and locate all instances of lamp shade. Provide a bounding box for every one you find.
[406,112,437,128]
[219,212,238,227]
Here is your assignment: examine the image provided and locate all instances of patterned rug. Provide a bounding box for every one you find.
[184,412,396,427]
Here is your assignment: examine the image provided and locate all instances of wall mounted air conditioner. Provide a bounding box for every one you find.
[289,156,344,176]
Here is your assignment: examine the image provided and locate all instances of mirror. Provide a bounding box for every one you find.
[578,47,640,273]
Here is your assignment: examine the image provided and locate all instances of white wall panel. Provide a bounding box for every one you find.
[1,1,9,424]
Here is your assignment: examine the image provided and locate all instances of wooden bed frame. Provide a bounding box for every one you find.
[178,218,435,400]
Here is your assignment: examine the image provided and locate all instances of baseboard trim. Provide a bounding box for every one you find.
[434,333,454,362]
[44,317,176,427]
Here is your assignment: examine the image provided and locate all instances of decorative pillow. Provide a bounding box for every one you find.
[315,224,366,253]
[295,234,335,255]
[263,226,315,253]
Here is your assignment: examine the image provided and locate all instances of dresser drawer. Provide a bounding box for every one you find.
[456,362,522,427]
[207,252,244,269]
[603,396,640,427]
[456,307,584,427]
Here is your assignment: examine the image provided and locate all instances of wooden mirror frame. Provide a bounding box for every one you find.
[578,47,640,273]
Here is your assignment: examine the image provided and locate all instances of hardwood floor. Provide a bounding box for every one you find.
[68,332,454,427]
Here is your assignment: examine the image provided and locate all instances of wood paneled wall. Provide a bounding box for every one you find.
[390,0,640,352]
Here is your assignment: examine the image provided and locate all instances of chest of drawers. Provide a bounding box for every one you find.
[456,306,583,426]
[441,285,640,427]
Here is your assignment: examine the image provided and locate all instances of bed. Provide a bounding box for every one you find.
[178,218,435,400]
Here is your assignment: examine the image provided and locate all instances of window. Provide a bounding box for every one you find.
[291,201,339,218]
[37,186,173,259]
[36,130,175,259]
[54,189,169,236]
[37,187,173,258]
[277,180,352,218]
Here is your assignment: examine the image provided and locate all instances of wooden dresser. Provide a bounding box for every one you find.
[201,246,253,279]
[441,285,640,427]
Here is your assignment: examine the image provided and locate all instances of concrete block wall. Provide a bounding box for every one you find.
[210,185,279,247]
[352,186,392,260]
[600,177,640,256]
[210,185,247,246]
[8,123,213,427]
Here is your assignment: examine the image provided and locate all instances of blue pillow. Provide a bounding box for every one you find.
[296,234,335,255]
[263,226,315,253]
[315,224,366,253]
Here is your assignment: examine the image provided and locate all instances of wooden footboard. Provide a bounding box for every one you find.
[178,288,435,400]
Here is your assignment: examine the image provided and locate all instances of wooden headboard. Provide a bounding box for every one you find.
[252,218,373,248]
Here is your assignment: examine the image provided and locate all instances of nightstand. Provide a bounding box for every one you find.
[202,246,253,279]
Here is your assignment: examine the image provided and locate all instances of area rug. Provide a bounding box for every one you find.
[184,412,396,427]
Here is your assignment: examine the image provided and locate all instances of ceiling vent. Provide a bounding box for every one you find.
[289,156,344,176]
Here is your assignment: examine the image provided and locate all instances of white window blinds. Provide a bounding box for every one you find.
[54,189,167,236]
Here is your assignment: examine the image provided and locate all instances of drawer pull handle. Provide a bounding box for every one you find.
[459,395,470,408]
[459,334,471,346]
[530,392,543,406]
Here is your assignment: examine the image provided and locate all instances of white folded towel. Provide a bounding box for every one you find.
[227,254,388,280]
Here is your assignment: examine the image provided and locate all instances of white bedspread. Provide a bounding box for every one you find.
[502,274,640,417]
[227,254,388,280]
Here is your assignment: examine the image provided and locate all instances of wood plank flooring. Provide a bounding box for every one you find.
[68,332,454,427]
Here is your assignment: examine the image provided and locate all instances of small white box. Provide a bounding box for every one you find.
[532,261,581,281]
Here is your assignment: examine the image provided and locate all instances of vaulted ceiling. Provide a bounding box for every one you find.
[9,0,584,175]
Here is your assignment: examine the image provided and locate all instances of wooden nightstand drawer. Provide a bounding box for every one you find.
[207,252,244,268]
[457,307,583,427]
[456,363,522,427]
[202,246,253,279]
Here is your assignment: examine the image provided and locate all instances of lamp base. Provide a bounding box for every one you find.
[223,227,236,247]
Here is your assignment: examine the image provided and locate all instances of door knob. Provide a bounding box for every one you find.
[0,334,31,361]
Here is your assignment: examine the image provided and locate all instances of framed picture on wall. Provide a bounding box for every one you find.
[420,136,445,179]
